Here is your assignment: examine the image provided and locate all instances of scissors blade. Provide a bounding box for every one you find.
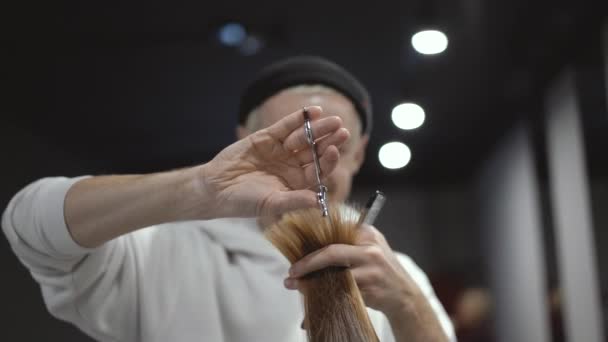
[303,108,330,217]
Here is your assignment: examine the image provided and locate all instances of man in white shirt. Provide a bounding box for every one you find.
[2,56,455,341]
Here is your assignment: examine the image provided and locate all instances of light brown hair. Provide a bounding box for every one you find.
[265,207,379,342]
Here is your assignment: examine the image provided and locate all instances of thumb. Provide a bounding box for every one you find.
[261,190,318,216]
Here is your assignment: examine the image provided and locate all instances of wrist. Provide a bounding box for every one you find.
[386,288,449,342]
[385,287,425,323]
[169,164,214,221]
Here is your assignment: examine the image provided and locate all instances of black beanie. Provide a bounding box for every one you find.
[238,56,372,135]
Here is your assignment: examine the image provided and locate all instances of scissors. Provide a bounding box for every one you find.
[303,107,329,217]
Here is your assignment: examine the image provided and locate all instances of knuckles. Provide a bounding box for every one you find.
[365,269,384,283]
[363,245,386,264]
[358,225,387,245]
[323,245,342,262]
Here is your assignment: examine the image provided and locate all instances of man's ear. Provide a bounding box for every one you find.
[236,125,252,140]
[352,134,369,173]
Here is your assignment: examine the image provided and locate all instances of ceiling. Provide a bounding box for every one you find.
[2,0,607,185]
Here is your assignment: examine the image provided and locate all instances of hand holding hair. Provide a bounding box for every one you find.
[266,206,380,342]
[271,209,450,342]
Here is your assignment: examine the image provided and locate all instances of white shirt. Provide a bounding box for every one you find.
[2,177,455,341]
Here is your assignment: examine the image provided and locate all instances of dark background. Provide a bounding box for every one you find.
[1,1,607,340]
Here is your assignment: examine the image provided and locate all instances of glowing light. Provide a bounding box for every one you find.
[378,142,411,169]
[411,30,448,55]
[392,103,425,130]
[218,23,246,46]
[238,35,263,56]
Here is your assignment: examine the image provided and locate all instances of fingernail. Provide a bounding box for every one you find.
[284,278,296,289]
[309,105,322,112]
[302,107,310,120]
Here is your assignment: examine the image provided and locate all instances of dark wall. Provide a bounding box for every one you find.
[0,123,96,341]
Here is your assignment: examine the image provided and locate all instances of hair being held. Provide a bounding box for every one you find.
[265,206,379,342]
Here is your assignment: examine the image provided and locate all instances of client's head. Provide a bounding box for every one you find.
[237,56,372,203]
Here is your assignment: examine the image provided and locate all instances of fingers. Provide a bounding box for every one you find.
[294,127,350,165]
[260,189,318,217]
[283,116,344,152]
[356,224,388,245]
[284,266,379,290]
[303,145,340,184]
[349,266,383,287]
[265,106,322,140]
[288,244,367,278]
[284,243,388,291]
[284,278,298,289]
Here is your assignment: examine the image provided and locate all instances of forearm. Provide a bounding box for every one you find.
[387,292,449,342]
[65,165,206,248]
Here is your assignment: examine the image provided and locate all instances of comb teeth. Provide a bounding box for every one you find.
[363,199,384,225]
[361,191,386,225]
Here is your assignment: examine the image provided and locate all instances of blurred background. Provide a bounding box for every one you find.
[1,1,607,341]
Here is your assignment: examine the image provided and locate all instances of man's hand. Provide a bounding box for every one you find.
[64,106,348,248]
[199,106,350,218]
[284,224,419,316]
[283,224,449,342]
